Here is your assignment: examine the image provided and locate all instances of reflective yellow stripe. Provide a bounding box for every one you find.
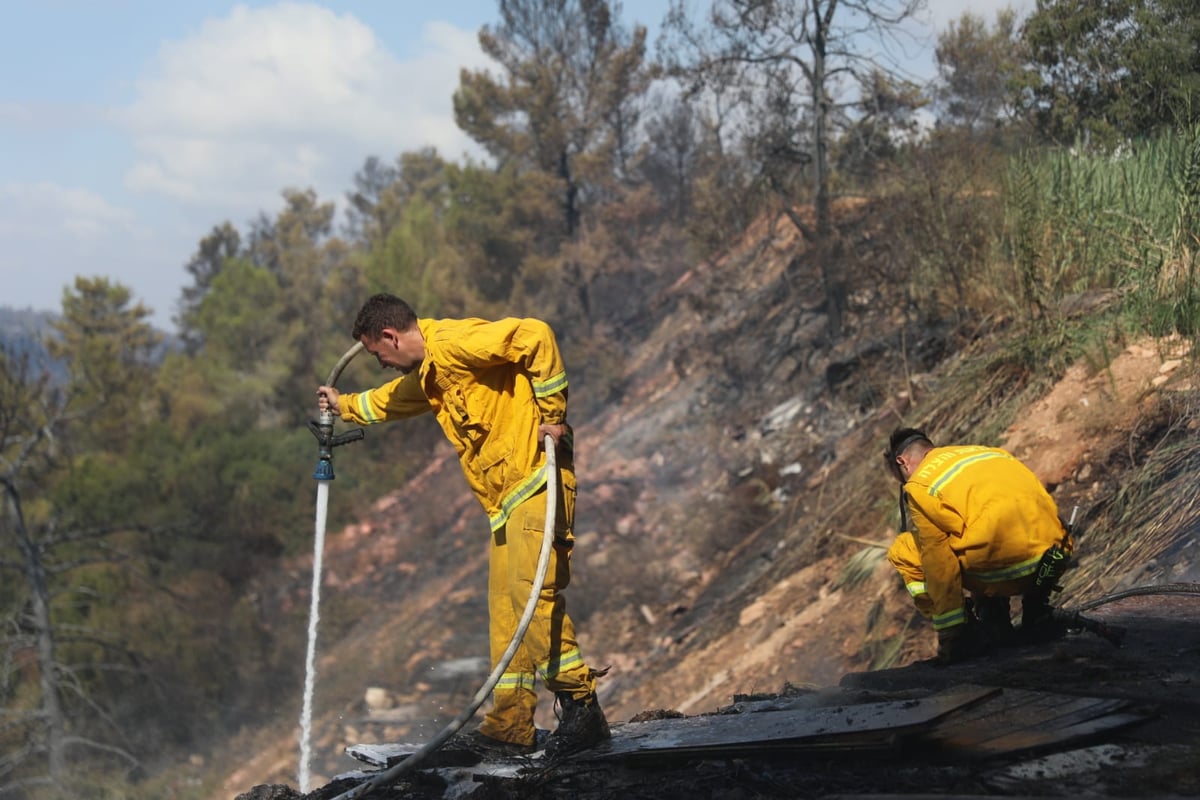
[964,555,1042,583]
[539,647,584,679]
[905,581,927,598]
[928,451,1011,495]
[355,392,381,424]
[488,464,549,532]
[933,607,966,631]
[494,671,536,693]
[532,370,568,397]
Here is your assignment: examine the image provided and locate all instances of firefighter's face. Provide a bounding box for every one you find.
[361,327,423,374]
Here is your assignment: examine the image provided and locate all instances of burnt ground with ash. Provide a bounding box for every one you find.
[239,590,1200,800]
[218,201,1199,799]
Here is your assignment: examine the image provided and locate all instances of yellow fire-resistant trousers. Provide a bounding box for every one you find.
[887,531,1036,618]
[477,466,596,746]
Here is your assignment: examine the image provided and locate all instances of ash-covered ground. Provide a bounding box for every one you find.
[239,590,1200,800]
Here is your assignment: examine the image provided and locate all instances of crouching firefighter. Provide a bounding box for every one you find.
[882,428,1074,664]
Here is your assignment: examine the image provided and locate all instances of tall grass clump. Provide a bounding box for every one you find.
[1130,128,1200,338]
[1000,126,1200,344]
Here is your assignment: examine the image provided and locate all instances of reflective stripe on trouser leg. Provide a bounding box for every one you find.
[887,532,934,617]
[508,468,591,695]
[479,522,538,745]
[480,674,538,745]
[933,607,966,630]
[480,466,591,741]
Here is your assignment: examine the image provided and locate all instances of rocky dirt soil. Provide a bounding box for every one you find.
[220,201,1200,800]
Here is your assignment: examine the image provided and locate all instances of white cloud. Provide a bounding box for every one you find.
[115,2,488,219]
[0,181,141,240]
[0,181,172,318]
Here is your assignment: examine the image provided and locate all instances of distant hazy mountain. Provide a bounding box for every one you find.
[0,306,57,334]
[1,306,178,384]
[0,306,64,381]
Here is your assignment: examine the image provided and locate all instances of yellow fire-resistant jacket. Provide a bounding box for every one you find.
[902,445,1066,631]
[336,318,569,532]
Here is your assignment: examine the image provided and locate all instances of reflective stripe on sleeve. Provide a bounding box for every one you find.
[355,392,382,424]
[532,371,568,398]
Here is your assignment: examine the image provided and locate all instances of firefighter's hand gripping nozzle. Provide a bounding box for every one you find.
[308,410,364,481]
[310,341,367,481]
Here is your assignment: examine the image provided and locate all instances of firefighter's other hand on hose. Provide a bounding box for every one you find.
[539,422,567,447]
[317,385,341,415]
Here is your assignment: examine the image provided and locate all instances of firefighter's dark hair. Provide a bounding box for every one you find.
[352,293,418,340]
[884,428,933,481]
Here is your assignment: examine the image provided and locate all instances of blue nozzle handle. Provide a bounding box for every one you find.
[313,458,335,481]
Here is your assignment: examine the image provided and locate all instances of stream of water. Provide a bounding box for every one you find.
[299,479,331,793]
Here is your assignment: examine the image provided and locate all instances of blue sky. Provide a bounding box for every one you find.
[1,0,1028,330]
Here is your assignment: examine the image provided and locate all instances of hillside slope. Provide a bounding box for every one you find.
[216,201,1200,798]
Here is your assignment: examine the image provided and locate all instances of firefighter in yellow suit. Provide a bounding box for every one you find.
[317,293,607,757]
[882,428,1071,663]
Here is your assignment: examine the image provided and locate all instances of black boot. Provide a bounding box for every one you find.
[1020,592,1067,643]
[935,621,992,665]
[975,595,1017,646]
[546,689,610,758]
